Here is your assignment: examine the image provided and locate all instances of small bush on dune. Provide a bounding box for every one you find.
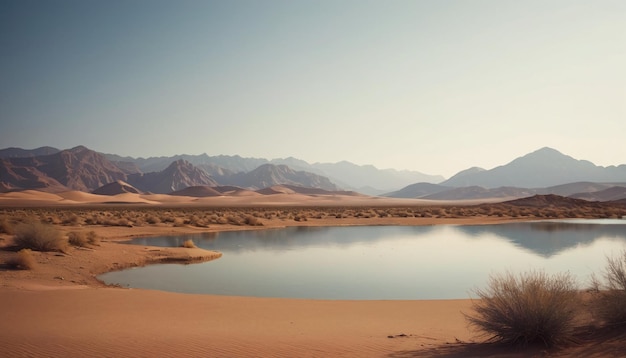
[590,250,626,328]
[13,221,66,252]
[7,249,36,270]
[465,270,579,348]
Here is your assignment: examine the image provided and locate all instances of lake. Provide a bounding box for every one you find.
[98,219,626,300]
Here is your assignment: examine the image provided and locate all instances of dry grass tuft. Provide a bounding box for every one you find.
[13,221,66,252]
[590,250,626,329]
[182,239,197,248]
[68,231,88,247]
[465,270,580,348]
[67,231,99,247]
[7,249,36,270]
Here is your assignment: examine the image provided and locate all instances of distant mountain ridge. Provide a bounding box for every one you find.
[104,153,443,194]
[0,146,60,158]
[0,146,343,194]
[227,164,339,191]
[442,147,626,188]
[3,145,626,202]
[386,181,626,202]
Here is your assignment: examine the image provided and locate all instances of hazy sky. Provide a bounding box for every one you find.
[1,1,624,178]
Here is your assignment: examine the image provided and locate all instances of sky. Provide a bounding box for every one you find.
[1,0,624,178]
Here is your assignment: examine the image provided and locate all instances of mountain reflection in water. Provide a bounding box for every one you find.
[102,220,626,299]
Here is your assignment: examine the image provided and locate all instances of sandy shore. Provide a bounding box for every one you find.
[1,288,476,358]
[1,196,625,357]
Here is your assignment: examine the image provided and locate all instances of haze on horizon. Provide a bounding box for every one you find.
[1,0,624,178]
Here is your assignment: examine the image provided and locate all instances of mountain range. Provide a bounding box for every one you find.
[103,152,442,194]
[441,147,626,188]
[0,146,341,194]
[1,145,626,202]
[385,147,626,201]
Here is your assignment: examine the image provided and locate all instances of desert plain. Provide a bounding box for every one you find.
[1,190,626,357]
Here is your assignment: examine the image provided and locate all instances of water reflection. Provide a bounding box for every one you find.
[457,221,626,257]
[125,226,438,253]
[102,221,626,300]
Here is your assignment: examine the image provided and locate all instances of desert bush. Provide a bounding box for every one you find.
[590,250,626,328]
[61,213,81,225]
[182,239,197,248]
[465,270,580,347]
[0,216,14,234]
[68,231,98,247]
[244,216,263,226]
[226,216,243,225]
[13,221,66,252]
[172,218,185,227]
[146,215,161,224]
[68,231,89,247]
[7,249,36,270]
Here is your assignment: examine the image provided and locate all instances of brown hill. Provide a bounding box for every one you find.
[92,180,143,195]
[503,194,599,208]
[169,186,222,197]
[255,185,363,196]
[422,186,533,200]
[569,186,626,202]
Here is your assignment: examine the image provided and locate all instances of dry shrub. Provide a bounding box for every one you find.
[7,249,36,270]
[0,216,14,234]
[146,215,161,224]
[182,239,197,248]
[13,221,66,252]
[244,216,263,226]
[62,213,81,225]
[226,216,243,225]
[215,216,228,225]
[68,231,98,247]
[590,250,626,328]
[172,218,185,227]
[465,271,579,348]
[68,231,89,247]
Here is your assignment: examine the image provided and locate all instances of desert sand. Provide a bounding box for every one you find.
[1,190,625,357]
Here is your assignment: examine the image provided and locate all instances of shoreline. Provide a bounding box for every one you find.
[1,207,625,357]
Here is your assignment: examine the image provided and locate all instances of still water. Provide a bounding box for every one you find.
[99,220,626,300]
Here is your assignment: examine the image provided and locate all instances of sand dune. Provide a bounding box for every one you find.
[0,189,457,207]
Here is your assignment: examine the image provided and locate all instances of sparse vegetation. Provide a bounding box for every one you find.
[465,270,580,348]
[13,221,66,252]
[590,250,626,329]
[7,249,36,270]
[1,202,624,231]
